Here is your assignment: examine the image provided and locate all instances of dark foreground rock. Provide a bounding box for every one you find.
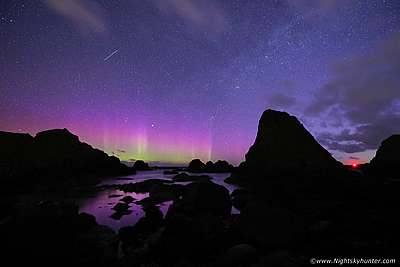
[167,177,232,218]
[232,202,306,254]
[149,179,233,265]
[152,213,230,266]
[0,200,118,266]
[117,178,234,266]
[368,134,400,179]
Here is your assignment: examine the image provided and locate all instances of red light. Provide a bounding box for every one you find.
[352,163,358,168]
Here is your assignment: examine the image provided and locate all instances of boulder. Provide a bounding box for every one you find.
[112,202,130,212]
[226,110,344,184]
[218,244,259,267]
[369,134,400,179]
[233,202,305,253]
[212,160,235,173]
[120,196,135,204]
[110,202,132,220]
[148,185,175,202]
[172,172,212,182]
[167,178,232,218]
[187,159,206,173]
[230,189,251,211]
[152,213,229,265]
[133,160,152,171]
[119,205,164,257]
[72,225,118,266]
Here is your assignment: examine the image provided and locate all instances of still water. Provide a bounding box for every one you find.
[75,170,239,232]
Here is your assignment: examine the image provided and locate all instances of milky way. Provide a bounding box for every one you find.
[1,0,399,166]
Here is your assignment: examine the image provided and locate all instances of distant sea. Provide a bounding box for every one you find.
[74,169,239,232]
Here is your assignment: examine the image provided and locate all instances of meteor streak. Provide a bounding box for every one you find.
[104,50,118,61]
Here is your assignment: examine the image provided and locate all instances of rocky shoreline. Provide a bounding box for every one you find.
[1,109,399,266]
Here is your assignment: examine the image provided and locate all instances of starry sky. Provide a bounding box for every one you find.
[1,0,399,167]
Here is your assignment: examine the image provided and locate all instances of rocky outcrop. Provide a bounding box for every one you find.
[188,159,235,173]
[226,110,343,184]
[132,160,152,171]
[369,134,400,179]
[117,178,233,266]
[0,129,134,186]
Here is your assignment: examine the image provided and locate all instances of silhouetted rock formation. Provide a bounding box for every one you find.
[369,134,400,179]
[226,109,343,184]
[188,158,235,173]
[0,129,134,187]
[187,159,206,172]
[132,160,152,171]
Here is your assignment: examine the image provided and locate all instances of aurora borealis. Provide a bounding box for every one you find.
[1,0,399,166]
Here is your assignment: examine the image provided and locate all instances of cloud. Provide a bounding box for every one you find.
[306,32,400,153]
[43,0,107,34]
[117,149,126,153]
[151,0,229,38]
[129,159,136,162]
[349,156,360,160]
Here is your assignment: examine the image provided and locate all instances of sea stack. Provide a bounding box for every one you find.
[227,109,343,183]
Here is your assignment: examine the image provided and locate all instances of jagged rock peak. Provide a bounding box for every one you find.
[228,109,343,182]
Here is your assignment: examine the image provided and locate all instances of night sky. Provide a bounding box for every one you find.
[1,0,399,167]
